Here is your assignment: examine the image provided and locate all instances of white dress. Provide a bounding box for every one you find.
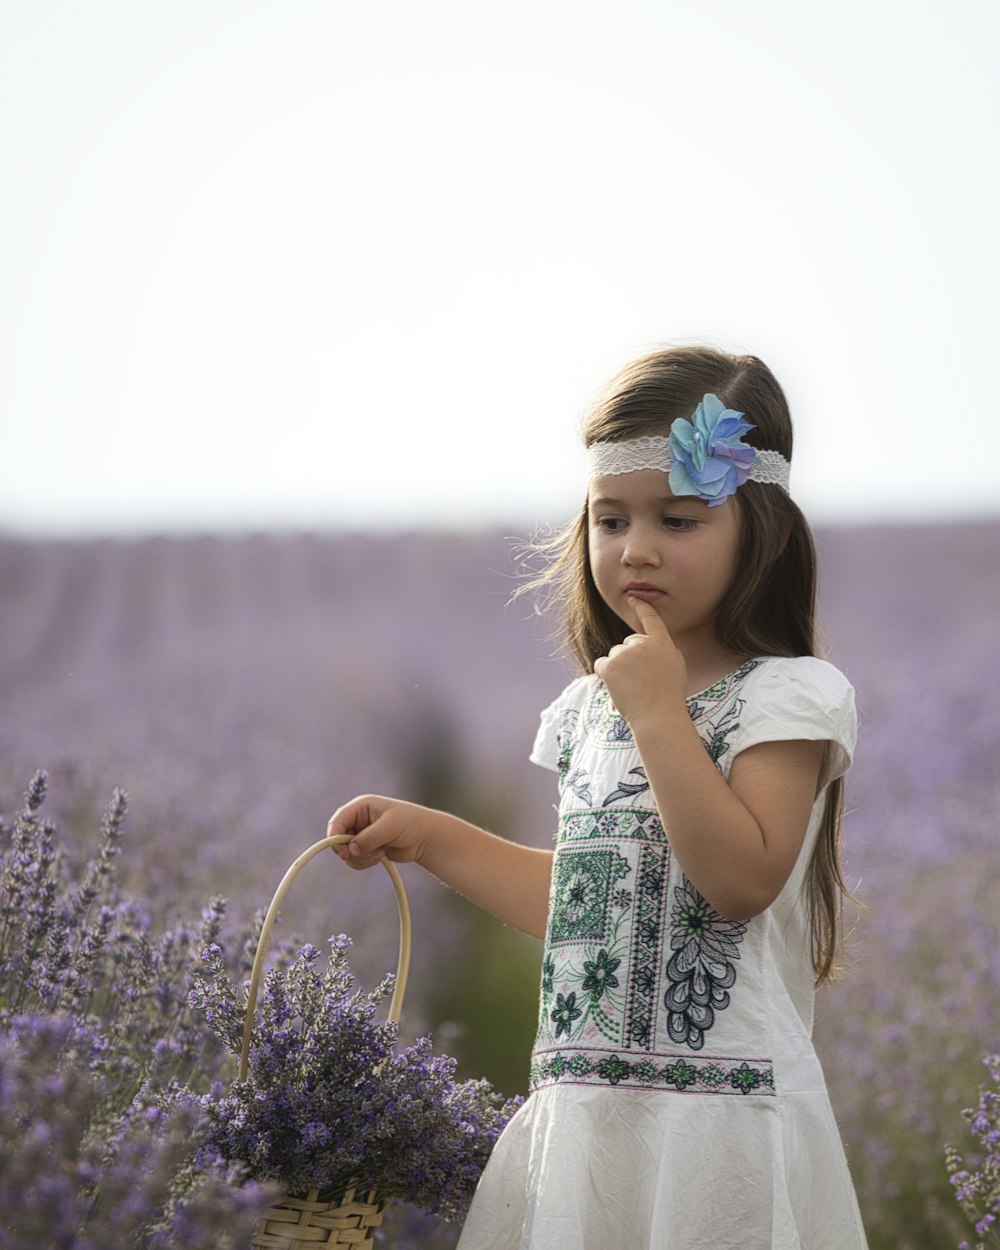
[457,657,868,1250]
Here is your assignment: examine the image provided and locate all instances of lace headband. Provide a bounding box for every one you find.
[587,393,790,507]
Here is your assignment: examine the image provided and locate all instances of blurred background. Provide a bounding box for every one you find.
[1,3,998,1248]
[2,0,999,534]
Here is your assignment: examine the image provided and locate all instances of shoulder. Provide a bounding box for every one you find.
[732,656,857,785]
[539,672,598,719]
[744,655,855,716]
[530,673,597,771]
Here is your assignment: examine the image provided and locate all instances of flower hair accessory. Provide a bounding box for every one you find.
[587,393,790,505]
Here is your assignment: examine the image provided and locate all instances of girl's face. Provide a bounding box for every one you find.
[587,468,743,659]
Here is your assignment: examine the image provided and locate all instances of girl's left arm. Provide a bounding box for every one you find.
[595,600,825,920]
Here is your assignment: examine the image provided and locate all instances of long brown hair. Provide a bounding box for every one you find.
[521,345,849,983]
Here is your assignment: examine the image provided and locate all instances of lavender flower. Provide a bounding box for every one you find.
[0,1013,273,1250]
[947,1055,1000,1250]
[3,524,1000,1250]
[0,779,280,1248]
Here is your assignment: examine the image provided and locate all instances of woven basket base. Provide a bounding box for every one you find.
[250,1184,387,1249]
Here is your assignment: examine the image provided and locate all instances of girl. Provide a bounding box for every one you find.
[329,345,868,1248]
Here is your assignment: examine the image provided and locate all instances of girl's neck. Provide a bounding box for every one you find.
[678,638,751,697]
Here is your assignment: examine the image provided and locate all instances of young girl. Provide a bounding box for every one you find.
[329,345,868,1248]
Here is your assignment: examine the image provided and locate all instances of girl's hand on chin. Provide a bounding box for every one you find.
[594,597,689,724]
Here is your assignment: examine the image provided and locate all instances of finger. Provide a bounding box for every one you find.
[327,795,382,835]
[342,823,388,870]
[345,807,413,869]
[627,595,671,636]
[327,797,388,867]
[347,823,388,861]
[327,798,361,835]
[343,845,385,871]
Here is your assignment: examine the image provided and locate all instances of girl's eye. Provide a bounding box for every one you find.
[662,516,697,531]
[595,517,627,533]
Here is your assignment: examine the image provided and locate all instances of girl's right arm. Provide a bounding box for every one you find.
[327,795,552,940]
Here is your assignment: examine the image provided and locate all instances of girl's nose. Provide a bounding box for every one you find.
[621,525,661,568]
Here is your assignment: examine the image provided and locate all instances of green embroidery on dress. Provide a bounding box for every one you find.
[558,809,664,844]
[663,1058,699,1089]
[551,992,583,1038]
[631,1059,661,1085]
[585,997,620,1043]
[687,659,761,711]
[695,1064,729,1090]
[540,931,630,1046]
[595,1054,631,1085]
[548,849,630,945]
[581,948,621,1000]
[547,981,624,1045]
[584,683,633,745]
[530,1047,775,1095]
[729,1062,767,1094]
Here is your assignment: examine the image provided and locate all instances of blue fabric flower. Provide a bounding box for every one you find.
[667,393,758,506]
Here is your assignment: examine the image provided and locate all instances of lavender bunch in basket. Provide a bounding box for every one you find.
[192,935,523,1222]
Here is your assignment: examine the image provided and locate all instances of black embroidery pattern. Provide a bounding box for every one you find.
[602,766,650,806]
[664,879,747,1050]
[624,842,669,1049]
[556,708,580,782]
[565,768,594,806]
[687,660,761,768]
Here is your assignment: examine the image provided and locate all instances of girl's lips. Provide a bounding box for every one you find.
[625,586,664,603]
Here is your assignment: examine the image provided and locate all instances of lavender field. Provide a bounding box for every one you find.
[1,521,998,1249]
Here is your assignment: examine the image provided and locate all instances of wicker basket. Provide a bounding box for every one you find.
[240,834,412,1250]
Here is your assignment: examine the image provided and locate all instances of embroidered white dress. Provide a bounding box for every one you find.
[457,657,868,1250]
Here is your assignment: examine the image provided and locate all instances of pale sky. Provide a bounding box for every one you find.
[1,0,997,536]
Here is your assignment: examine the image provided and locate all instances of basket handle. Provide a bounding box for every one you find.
[239,834,412,1081]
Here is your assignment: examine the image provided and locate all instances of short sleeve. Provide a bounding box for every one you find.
[529,675,590,772]
[732,657,857,789]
